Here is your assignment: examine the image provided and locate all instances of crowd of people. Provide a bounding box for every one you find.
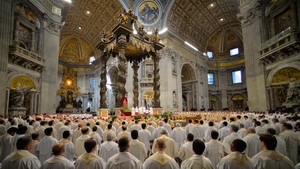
[0,111,300,169]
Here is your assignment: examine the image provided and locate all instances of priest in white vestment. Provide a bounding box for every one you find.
[251,134,294,169]
[30,133,39,157]
[152,129,179,158]
[170,123,186,147]
[89,126,102,155]
[10,125,27,153]
[217,139,254,169]
[243,128,261,158]
[130,120,142,132]
[2,136,41,169]
[59,130,75,161]
[75,139,106,169]
[41,143,74,169]
[190,120,206,141]
[219,121,230,142]
[0,127,15,162]
[138,123,152,151]
[102,124,116,142]
[177,133,194,161]
[204,131,224,169]
[279,122,300,164]
[153,121,166,139]
[181,139,213,169]
[143,137,179,169]
[117,126,131,141]
[37,127,58,163]
[105,136,143,169]
[267,128,287,155]
[99,132,119,162]
[204,121,217,142]
[75,127,91,157]
[128,130,147,162]
[58,121,72,141]
[185,119,194,134]
[223,125,242,154]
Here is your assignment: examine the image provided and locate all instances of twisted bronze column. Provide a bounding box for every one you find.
[132,61,139,107]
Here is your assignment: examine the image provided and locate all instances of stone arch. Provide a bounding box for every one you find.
[7,73,39,116]
[7,73,39,91]
[266,65,300,110]
[181,63,197,111]
[231,94,244,110]
[266,64,300,87]
[181,63,196,82]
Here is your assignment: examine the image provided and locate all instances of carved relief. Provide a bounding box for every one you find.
[238,0,261,25]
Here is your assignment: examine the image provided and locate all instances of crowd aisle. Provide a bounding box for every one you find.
[0,111,300,169]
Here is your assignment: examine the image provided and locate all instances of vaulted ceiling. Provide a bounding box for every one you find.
[61,0,241,55]
[61,0,123,45]
[167,0,241,51]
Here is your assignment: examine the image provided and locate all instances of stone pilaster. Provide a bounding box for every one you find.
[238,0,268,111]
[40,16,63,114]
[0,0,13,116]
[218,69,228,109]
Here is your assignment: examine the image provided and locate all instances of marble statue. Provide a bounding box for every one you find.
[9,84,32,108]
[283,80,300,107]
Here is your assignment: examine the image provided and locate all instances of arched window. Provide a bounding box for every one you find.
[89,56,95,65]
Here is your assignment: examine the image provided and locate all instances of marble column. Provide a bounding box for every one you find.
[117,35,127,107]
[0,0,13,116]
[153,52,161,108]
[40,16,63,114]
[239,0,268,111]
[100,53,107,108]
[132,61,139,107]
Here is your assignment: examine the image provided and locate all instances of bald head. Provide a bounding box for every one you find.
[52,143,65,156]
[247,128,256,134]
[155,138,166,151]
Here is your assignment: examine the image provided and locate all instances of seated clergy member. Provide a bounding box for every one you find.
[105,136,142,169]
[2,136,41,169]
[41,143,74,169]
[143,137,179,169]
[181,139,213,169]
[251,134,294,169]
[217,139,254,169]
[75,139,106,169]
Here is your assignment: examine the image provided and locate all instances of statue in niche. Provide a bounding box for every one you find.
[59,94,67,108]
[9,83,33,108]
[171,56,176,74]
[173,91,178,108]
[66,91,73,107]
[77,99,82,108]
[283,80,300,107]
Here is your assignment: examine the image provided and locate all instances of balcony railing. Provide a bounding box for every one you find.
[10,45,45,66]
[261,27,292,50]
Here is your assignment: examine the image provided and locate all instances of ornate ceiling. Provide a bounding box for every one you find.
[61,0,241,57]
[61,0,123,46]
[167,0,241,51]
